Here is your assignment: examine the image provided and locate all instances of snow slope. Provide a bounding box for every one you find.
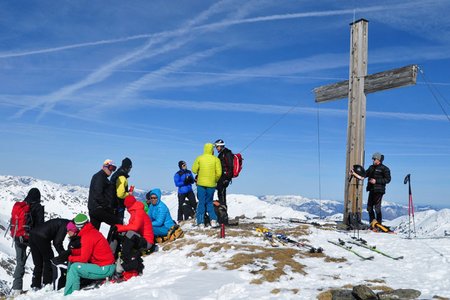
[1,175,450,299]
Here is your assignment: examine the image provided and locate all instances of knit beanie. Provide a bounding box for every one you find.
[66,222,79,233]
[122,157,132,169]
[124,195,137,208]
[74,213,89,229]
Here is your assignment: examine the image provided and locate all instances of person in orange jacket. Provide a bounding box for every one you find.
[64,214,115,296]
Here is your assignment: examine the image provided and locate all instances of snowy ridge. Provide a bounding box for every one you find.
[387,209,450,237]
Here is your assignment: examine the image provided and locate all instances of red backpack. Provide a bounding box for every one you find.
[232,153,243,178]
[10,201,31,239]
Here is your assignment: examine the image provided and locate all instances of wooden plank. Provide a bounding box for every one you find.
[314,64,417,103]
[344,19,367,225]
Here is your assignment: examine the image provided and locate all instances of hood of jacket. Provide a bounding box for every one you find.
[25,188,41,204]
[203,143,214,155]
[149,188,162,206]
[129,200,145,212]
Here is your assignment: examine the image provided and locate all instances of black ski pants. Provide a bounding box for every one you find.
[177,191,197,221]
[89,207,122,240]
[29,234,54,289]
[367,192,384,224]
[216,175,230,206]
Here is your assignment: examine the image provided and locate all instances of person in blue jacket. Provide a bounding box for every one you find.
[147,188,175,237]
[173,160,197,222]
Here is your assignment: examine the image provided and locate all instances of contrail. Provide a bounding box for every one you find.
[0,4,405,60]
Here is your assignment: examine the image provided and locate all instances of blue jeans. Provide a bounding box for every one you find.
[196,186,217,225]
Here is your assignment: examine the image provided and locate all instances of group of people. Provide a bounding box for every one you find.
[9,139,236,296]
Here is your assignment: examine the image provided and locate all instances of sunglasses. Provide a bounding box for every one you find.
[150,196,158,199]
[107,165,117,171]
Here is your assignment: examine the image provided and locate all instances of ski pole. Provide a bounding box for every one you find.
[4,221,11,238]
[404,174,416,238]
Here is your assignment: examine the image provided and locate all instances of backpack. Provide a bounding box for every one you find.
[10,201,31,240]
[232,153,243,178]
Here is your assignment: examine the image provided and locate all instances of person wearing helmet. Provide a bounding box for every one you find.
[214,139,234,207]
[87,159,123,236]
[352,152,391,224]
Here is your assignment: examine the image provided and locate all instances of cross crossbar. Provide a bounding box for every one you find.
[314,64,418,103]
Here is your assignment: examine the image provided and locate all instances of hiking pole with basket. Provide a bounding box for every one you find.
[404,174,416,238]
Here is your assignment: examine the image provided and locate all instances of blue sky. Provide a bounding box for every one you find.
[1,0,449,207]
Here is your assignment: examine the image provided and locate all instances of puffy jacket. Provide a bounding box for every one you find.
[174,169,194,194]
[30,218,70,254]
[192,143,222,188]
[218,147,234,179]
[68,222,114,266]
[116,201,154,245]
[148,189,175,229]
[365,164,391,194]
[88,170,115,211]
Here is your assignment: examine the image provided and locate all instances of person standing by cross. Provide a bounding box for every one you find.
[351,152,391,225]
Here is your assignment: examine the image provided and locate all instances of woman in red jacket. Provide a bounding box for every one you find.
[64,214,115,296]
[115,195,154,276]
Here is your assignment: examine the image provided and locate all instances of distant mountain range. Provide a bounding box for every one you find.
[0,175,436,223]
[258,195,434,221]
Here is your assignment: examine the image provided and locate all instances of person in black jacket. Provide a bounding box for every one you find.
[29,218,71,290]
[353,152,391,224]
[110,157,133,224]
[214,139,234,207]
[11,187,45,296]
[88,159,122,234]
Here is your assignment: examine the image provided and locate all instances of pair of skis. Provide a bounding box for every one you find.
[328,238,403,260]
[328,239,374,260]
[255,227,323,253]
[348,237,403,260]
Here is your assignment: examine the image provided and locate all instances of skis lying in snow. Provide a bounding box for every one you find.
[255,228,280,247]
[347,238,404,260]
[275,233,323,253]
[328,239,374,261]
[255,227,323,252]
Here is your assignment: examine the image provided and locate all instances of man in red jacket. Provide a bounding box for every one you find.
[114,195,154,278]
[64,214,115,296]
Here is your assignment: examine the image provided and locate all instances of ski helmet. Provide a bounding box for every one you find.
[353,165,366,177]
[214,139,225,147]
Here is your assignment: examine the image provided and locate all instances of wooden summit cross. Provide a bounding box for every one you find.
[313,19,417,227]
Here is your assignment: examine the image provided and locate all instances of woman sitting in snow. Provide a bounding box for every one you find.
[146,188,175,237]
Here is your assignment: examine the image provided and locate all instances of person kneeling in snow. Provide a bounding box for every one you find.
[51,221,82,290]
[146,189,175,237]
[114,195,154,279]
[64,214,115,296]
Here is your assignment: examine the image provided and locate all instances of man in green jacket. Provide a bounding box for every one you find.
[192,143,222,228]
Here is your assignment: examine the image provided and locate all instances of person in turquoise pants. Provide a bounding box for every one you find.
[64,214,115,296]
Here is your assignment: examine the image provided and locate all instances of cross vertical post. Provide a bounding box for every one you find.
[345,19,368,225]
